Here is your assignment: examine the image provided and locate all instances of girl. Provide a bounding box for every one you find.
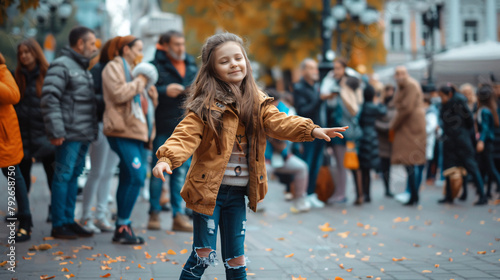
[437,84,487,205]
[102,35,158,244]
[475,85,500,198]
[13,39,53,223]
[0,51,32,241]
[152,33,347,280]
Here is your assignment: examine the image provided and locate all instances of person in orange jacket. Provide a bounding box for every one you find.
[0,51,33,242]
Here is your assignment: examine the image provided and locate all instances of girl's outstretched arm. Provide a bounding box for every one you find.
[154,111,205,175]
[312,126,348,142]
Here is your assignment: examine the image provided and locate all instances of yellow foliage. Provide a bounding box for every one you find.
[168,0,385,73]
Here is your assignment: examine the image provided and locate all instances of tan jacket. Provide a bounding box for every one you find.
[156,90,319,215]
[390,77,427,165]
[102,57,157,143]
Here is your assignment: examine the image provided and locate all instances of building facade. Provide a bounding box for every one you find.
[383,0,500,66]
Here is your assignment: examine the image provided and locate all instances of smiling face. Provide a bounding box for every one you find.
[18,44,36,68]
[213,41,247,86]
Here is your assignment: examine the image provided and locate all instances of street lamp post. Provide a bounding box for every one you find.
[319,0,380,80]
[421,3,442,89]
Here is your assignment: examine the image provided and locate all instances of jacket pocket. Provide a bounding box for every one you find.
[181,171,210,205]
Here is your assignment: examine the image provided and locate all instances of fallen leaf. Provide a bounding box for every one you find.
[101,264,112,270]
[133,246,143,250]
[147,261,157,265]
[285,253,294,258]
[366,276,373,279]
[357,222,364,227]
[346,268,353,272]
[247,273,256,276]
[380,268,385,272]
[265,248,273,252]
[379,206,384,210]
[436,252,442,256]
[422,270,432,273]
[148,236,156,240]
[466,230,471,236]
[27,252,36,256]
[166,231,175,235]
[145,252,152,259]
[43,236,55,241]
[478,251,487,255]
[81,245,93,250]
[167,249,177,255]
[125,266,130,270]
[318,222,335,232]
[52,251,64,256]
[480,220,485,225]
[291,276,306,280]
[279,213,288,219]
[449,258,453,262]
[61,268,69,272]
[361,256,370,261]
[435,264,440,268]
[29,244,53,251]
[322,234,329,238]
[392,257,405,262]
[335,278,344,280]
[22,256,32,260]
[339,264,344,269]
[59,262,68,265]
[40,276,56,280]
[277,237,286,241]
[100,273,111,278]
[180,249,188,254]
[342,209,347,215]
[345,252,355,258]
[138,263,145,269]
[64,274,75,279]
[86,258,95,261]
[337,231,350,239]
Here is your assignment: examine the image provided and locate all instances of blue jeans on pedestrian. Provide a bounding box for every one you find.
[51,141,89,228]
[406,164,425,193]
[179,185,247,280]
[149,133,191,217]
[301,139,325,195]
[107,137,146,225]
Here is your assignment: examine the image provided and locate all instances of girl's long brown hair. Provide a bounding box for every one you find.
[185,33,263,148]
[14,38,49,98]
[477,84,500,127]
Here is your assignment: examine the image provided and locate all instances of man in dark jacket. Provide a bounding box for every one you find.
[148,30,198,232]
[293,58,328,208]
[41,26,98,239]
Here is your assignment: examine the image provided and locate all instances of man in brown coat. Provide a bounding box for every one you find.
[391,66,426,205]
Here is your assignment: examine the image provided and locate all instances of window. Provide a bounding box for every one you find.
[390,19,404,50]
[463,20,478,43]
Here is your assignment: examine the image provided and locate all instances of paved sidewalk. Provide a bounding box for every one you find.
[0,163,499,280]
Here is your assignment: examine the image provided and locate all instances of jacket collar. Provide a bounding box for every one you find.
[61,47,90,69]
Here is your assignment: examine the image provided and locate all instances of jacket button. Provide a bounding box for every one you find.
[202,174,205,179]
[260,175,263,180]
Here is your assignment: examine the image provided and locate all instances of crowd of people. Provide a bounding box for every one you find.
[1,27,499,255]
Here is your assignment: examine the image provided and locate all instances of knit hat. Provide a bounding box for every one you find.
[116,35,137,53]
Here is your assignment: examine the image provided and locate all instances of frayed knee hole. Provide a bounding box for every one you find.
[227,255,245,267]
[195,248,213,258]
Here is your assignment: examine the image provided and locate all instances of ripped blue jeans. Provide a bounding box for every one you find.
[180,185,247,280]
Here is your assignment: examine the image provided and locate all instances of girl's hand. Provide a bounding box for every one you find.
[476,140,484,153]
[152,162,172,182]
[312,126,348,142]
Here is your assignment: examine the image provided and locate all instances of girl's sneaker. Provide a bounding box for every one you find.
[80,218,101,234]
[95,218,115,232]
[290,197,311,213]
[112,223,144,245]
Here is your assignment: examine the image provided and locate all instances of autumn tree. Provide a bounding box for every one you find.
[0,0,39,23]
[162,0,385,76]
